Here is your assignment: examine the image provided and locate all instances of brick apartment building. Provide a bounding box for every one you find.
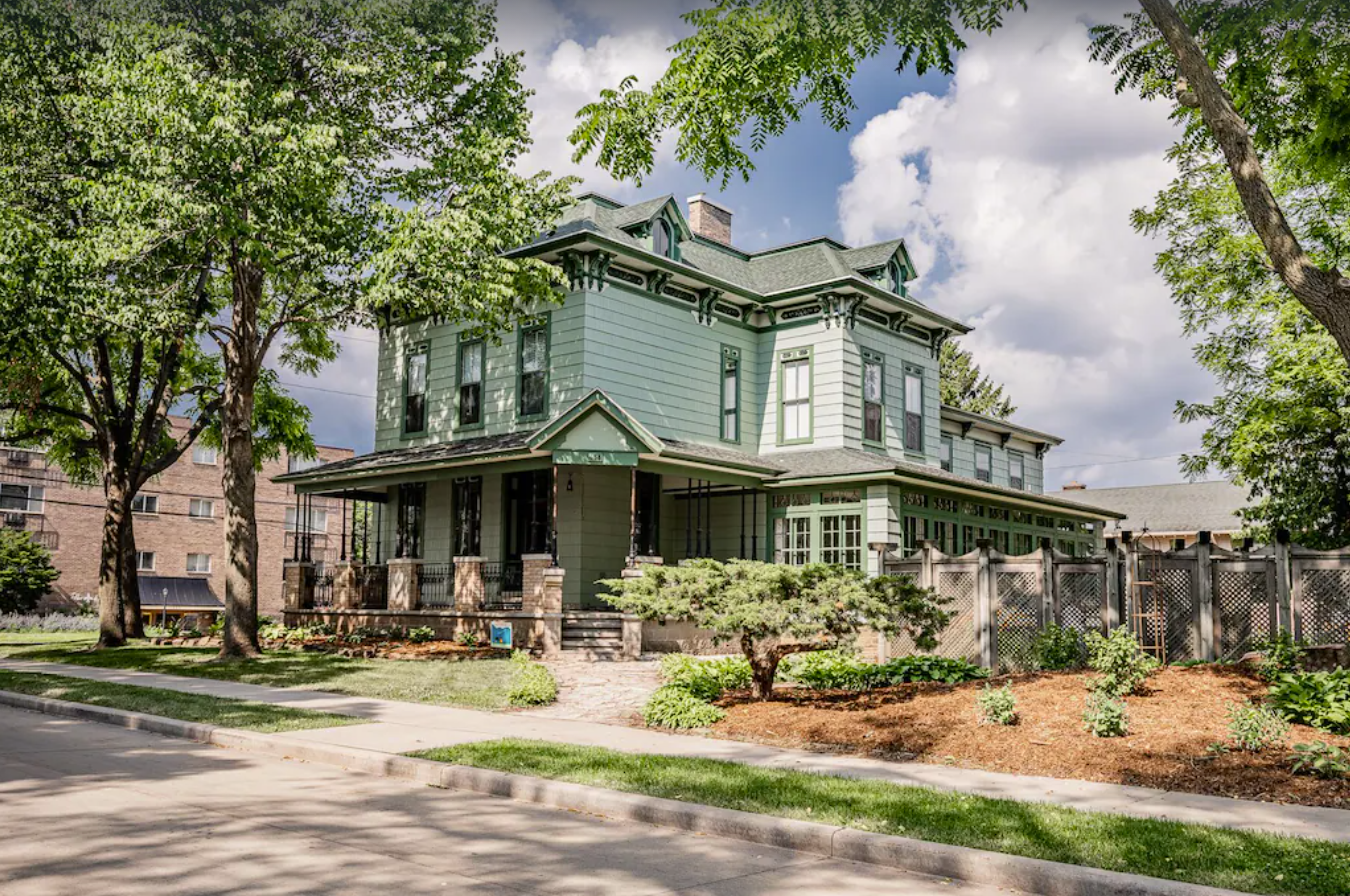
[0,422,352,620]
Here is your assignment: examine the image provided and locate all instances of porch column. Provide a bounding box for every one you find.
[522,554,562,656]
[283,561,314,611]
[333,561,360,610]
[454,557,485,611]
[387,558,422,613]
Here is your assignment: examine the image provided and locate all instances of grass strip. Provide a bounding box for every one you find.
[410,738,1350,896]
[0,643,519,710]
[0,670,364,733]
[0,632,97,645]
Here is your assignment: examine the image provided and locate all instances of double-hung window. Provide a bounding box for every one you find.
[518,319,548,419]
[135,551,155,572]
[403,344,429,435]
[458,339,484,428]
[284,507,328,533]
[939,436,953,472]
[779,349,811,443]
[0,484,42,514]
[1009,451,1025,490]
[903,365,924,452]
[186,553,211,574]
[721,347,740,442]
[974,444,992,483]
[131,494,158,515]
[188,498,214,519]
[862,350,884,445]
[192,444,217,465]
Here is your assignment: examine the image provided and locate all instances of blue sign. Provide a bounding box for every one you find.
[490,623,513,649]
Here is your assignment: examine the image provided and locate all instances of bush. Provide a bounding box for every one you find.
[1288,741,1350,779]
[779,651,988,691]
[642,685,726,728]
[408,626,435,644]
[1084,628,1159,697]
[976,684,1017,725]
[507,652,557,706]
[1031,623,1085,671]
[1249,630,1306,682]
[0,612,98,633]
[0,530,59,613]
[659,654,752,700]
[1083,692,1129,737]
[1225,702,1290,752]
[1268,669,1350,734]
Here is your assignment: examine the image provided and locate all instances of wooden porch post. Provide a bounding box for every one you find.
[685,478,693,559]
[291,491,300,561]
[739,489,746,559]
[628,467,638,563]
[551,463,559,565]
[340,490,348,562]
[751,489,758,560]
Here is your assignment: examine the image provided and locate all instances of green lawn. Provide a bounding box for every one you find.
[0,631,98,645]
[411,739,1350,896]
[0,642,520,710]
[0,670,363,733]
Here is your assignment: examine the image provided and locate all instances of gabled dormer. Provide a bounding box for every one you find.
[840,241,919,299]
[602,194,692,263]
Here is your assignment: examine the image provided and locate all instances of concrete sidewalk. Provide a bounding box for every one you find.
[4,657,1347,843]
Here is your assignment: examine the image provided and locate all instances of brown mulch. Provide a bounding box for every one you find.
[275,637,508,661]
[712,665,1350,809]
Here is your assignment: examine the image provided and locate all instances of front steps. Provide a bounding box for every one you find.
[561,611,626,660]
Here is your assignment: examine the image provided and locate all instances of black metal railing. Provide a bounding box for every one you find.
[356,564,388,610]
[311,564,335,609]
[481,560,524,610]
[420,562,455,608]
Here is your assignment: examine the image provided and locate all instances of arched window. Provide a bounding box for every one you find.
[652,218,675,259]
[887,259,903,293]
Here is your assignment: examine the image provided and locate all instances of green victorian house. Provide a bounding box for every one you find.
[277,192,1121,656]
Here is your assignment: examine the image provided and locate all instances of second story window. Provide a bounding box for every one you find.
[939,436,953,472]
[404,344,429,435]
[186,553,211,574]
[192,444,217,465]
[0,484,43,514]
[518,319,548,419]
[1009,451,1025,490]
[458,339,484,428]
[975,444,992,483]
[903,365,923,452]
[862,350,884,444]
[131,494,159,515]
[779,349,811,444]
[287,455,322,473]
[135,551,155,572]
[189,498,214,519]
[284,507,328,533]
[721,347,740,442]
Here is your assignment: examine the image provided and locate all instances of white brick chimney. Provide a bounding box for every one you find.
[687,194,733,244]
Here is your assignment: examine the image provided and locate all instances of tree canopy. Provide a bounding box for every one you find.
[940,340,1016,419]
[0,531,59,614]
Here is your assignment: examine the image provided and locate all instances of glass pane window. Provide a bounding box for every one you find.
[0,484,41,513]
[634,471,661,557]
[863,354,883,443]
[192,444,217,465]
[774,516,811,566]
[975,445,992,483]
[904,368,923,452]
[284,507,328,533]
[188,498,214,519]
[397,482,427,559]
[1009,452,1025,490]
[287,455,322,473]
[519,326,548,417]
[453,477,483,557]
[821,514,863,569]
[404,346,429,434]
[459,341,483,427]
[135,551,155,572]
[781,357,810,442]
[653,219,673,258]
[131,494,158,514]
[186,553,211,574]
[939,436,953,472]
[722,351,739,441]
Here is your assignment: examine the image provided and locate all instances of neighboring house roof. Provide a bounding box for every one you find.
[1074,481,1249,535]
[138,575,222,610]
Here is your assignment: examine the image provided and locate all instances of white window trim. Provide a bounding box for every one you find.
[186,553,212,574]
[192,445,218,466]
[135,551,156,572]
[188,498,215,519]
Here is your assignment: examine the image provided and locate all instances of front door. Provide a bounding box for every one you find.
[503,469,552,561]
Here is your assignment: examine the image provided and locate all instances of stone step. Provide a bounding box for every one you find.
[561,618,624,631]
[559,647,627,661]
[561,612,623,622]
[562,634,625,647]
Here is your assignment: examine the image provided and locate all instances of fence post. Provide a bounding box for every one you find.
[1122,531,1137,636]
[976,539,995,669]
[1196,531,1215,661]
[1105,538,1121,630]
[1038,538,1056,627]
[1273,529,1293,635]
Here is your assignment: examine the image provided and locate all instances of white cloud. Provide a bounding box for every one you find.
[838,4,1213,489]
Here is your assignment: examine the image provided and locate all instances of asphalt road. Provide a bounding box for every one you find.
[0,705,1025,895]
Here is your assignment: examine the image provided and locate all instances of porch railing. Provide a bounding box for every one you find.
[482,560,523,611]
[356,564,388,610]
[420,562,455,608]
[311,564,335,609]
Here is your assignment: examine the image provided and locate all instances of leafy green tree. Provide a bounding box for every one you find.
[940,340,1015,419]
[600,560,951,699]
[0,530,59,614]
[2,1,575,657]
[570,0,1350,364]
[1137,154,1350,547]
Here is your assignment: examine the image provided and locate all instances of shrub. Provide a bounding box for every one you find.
[976,684,1018,725]
[457,631,480,648]
[1084,628,1159,697]
[1083,692,1129,737]
[779,651,988,691]
[1031,623,1085,671]
[0,530,59,613]
[659,653,752,700]
[408,626,435,644]
[507,652,557,706]
[1249,630,1306,682]
[1225,702,1290,752]
[642,685,725,728]
[0,612,98,633]
[1288,741,1350,779]
[1268,669,1350,734]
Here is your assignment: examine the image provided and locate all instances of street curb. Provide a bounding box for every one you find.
[0,689,1254,896]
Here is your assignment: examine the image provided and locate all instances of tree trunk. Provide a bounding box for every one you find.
[740,634,780,700]
[1138,0,1350,361]
[95,483,128,649]
[119,511,144,639]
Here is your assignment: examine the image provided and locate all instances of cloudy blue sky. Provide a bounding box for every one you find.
[290,0,1218,491]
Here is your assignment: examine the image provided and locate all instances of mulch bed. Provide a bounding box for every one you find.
[148,635,508,661]
[712,665,1350,809]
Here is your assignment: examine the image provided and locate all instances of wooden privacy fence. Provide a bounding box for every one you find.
[882,534,1350,671]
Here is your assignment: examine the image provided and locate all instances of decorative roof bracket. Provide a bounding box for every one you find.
[754,304,778,325]
[930,328,951,359]
[695,288,722,326]
[889,311,912,333]
[648,270,673,296]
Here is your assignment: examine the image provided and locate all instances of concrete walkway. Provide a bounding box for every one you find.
[4,657,1347,843]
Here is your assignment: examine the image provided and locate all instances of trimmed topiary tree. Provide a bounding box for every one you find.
[0,530,59,614]
[601,560,951,700]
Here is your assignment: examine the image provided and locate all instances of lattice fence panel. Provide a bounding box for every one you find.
[891,568,978,661]
[1058,571,1104,635]
[995,571,1041,671]
[1215,568,1273,661]
[1302,569,1350,645]
[1158,567,1197,662]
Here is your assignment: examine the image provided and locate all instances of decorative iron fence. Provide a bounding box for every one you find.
[311,564,335,609]
[356,564,388,610]
[420,563,455,608]
[481,560,523,611]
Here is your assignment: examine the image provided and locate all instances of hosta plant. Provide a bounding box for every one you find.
[976,684,1018,726]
